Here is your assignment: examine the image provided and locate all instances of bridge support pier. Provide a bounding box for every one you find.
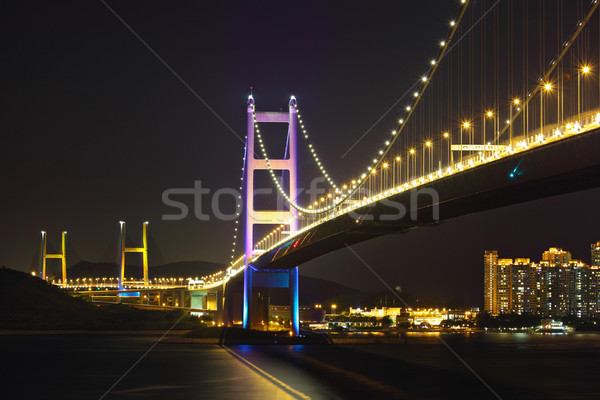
[220,281,233,326]
[243,266,253,328]
[290,266,299,336]
[243,268,299,334]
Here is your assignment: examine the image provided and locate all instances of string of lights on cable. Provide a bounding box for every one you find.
[251,104,331,214]
[227,133,248,264]
[251,0,470,215]
[495,0,599,143]
[196,0,600,287]
[365,0,470,179]
[292,100,338,190]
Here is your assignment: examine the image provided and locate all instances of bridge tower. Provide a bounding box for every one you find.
[40,231,67,284]
[118,221,149,289]
[243,96,300,335]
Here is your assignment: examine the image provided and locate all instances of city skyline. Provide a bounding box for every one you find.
[485,242,600,316]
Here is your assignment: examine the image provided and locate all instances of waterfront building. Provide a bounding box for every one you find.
[484,254,536,315]
[496,258,512,314]
[542,247,571,264]
[484,248,596,317]
[484,250,499,314]
[511,258,534,315]
[590,242,600,315]
[348,307,478,326]
[349,307,403,319]
[592,242,600,267]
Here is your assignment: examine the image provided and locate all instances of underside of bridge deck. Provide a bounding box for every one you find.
[250,128,600,270]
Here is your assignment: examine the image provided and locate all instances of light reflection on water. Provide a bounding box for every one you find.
[340,331,600,397]
[3,333,600,399]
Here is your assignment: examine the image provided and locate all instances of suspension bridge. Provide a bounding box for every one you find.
[38,0,600,335]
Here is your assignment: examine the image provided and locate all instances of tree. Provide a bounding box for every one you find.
[379,316,393,328]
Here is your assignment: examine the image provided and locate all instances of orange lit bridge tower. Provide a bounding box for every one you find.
[40,230,67,284]
[118,221,149,289]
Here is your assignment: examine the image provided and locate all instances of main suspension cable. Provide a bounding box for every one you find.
[227,133,248,264]
[497,0,599,141]
[293,100,338,190]
[253,1,471,214]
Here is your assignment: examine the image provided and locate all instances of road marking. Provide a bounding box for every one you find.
[222,346,311,400]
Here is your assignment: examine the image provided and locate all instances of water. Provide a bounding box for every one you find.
[344,332,600,398]
[1,332,598,399]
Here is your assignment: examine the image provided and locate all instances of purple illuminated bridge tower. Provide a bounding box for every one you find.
[243,95,300,335]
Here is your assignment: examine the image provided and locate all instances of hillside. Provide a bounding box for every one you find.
[299,275,371,306]
[0,267,201,330]
[0,265,374,331]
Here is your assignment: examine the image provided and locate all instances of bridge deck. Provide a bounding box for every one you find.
[250,127,600,270]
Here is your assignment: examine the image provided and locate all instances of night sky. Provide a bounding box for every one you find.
[1,1,599,306]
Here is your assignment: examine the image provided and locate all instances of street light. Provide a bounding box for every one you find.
[443,132,451,165]
[425,141,432,174]
[395,156,401,185]
[484,111,494,156]
[421,142,426,176]
[460,122,470,163]
[332,304,337,315]
[541,83,552,135]
[382,162,389,190]
[508,99,520,146]
[409,148,416,180]
[578,65,590,121]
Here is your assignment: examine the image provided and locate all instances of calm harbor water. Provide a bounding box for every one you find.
[1,332,598,399]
